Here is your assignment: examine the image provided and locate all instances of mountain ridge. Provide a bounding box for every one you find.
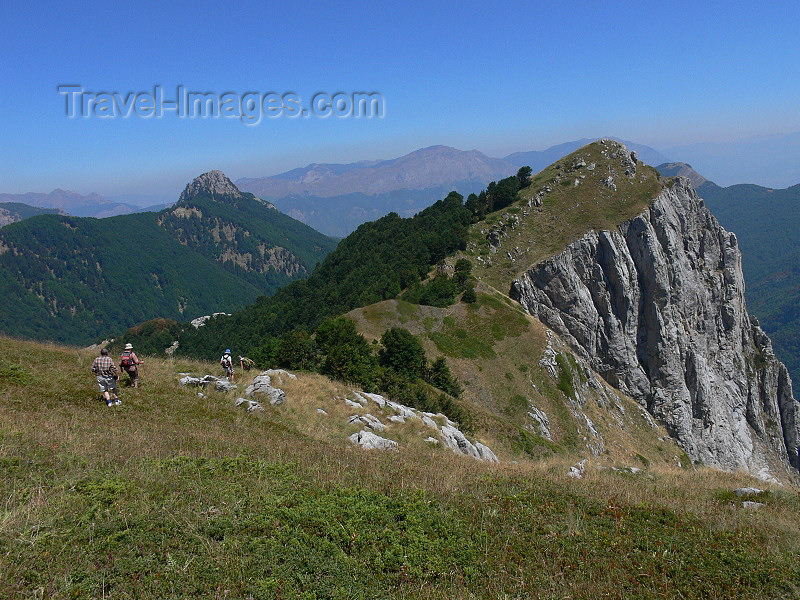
[0,172,336,345]
[170,140,800,480]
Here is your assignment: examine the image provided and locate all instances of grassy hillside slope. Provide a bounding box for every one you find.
[347,288,684,469]
[3,335,797,597]
[467,141,662,290]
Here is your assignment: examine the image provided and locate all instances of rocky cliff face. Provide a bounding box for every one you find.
[511,174,800,480]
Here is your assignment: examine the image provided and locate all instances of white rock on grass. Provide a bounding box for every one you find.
[349,430,398,451]
[348,413,385,431]
[245,374,286,405]
[234,397,264,412]
[568,459,587,479]
[440,424,498,462]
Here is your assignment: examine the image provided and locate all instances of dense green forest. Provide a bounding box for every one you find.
[0,185,336,345]
[175,191,475,358]
[697,181,800,384]
[174,168,533,359]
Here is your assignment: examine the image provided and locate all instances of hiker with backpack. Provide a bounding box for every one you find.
[239,355,254,371]
[91,347,120,407]
[120,343,143,388]
[221,349,234,382]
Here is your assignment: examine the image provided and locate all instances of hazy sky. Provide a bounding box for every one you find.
[2,0,799,198]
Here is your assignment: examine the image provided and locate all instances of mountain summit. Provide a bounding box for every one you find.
[178,170,245,203]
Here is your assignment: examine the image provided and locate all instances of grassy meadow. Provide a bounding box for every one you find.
[1,334,799,599]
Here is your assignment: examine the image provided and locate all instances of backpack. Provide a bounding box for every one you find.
[221,354,232,368]
[120,351,135,369]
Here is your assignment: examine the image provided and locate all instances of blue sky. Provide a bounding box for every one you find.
[1,0,799,198]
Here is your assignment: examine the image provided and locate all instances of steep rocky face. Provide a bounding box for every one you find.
[511,176,800,479]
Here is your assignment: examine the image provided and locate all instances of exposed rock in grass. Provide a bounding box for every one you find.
[244,374,286,406]
[348,413,385,431]
[349,430,398,451]
[568,459,587,479]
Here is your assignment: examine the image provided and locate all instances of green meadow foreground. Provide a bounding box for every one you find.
[1,335,799,599]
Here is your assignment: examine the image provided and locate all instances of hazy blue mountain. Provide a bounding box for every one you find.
[0,189,140,218]
[239,140,669,237]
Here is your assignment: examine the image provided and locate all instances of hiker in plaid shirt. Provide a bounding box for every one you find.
[91,348,120,407]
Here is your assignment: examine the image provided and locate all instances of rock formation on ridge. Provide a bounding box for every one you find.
[509,143,799,480]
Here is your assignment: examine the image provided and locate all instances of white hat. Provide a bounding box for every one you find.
[124,343,133,350]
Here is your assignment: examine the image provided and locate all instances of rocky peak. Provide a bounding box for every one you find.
[510,171,800,480]
[178,170,244,204]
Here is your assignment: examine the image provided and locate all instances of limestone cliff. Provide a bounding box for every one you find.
[510,169,800,480]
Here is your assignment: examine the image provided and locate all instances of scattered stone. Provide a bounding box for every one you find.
[317,408,328,415]
[425,436,439,444]
[234,397,263,412]
[345,398,364,408]
[245,374,286,405]
[733,487,765,497]
[527,405,552,439]
[421,415,438,430]
[263,369,297,385]
[741,501,765,509]
[349,430,398,451]
[440,424,498,462]
[197,392,207,399]
[215,379,237,392]
[568,459,587,479]
[348,413,385,431]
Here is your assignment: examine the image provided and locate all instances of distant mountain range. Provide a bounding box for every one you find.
[0,189,168,219]
[235,139,670,237]
[0,171,336,345]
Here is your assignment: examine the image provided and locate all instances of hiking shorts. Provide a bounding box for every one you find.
[125,367,138,382]
[96,375,117,393]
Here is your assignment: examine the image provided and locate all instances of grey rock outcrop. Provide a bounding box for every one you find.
[440,425,499,462]
[347,392,498,462]
[511,174,800,478]
[179,374,236,392]
[245,374,286,406]
[349,430,398,451]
